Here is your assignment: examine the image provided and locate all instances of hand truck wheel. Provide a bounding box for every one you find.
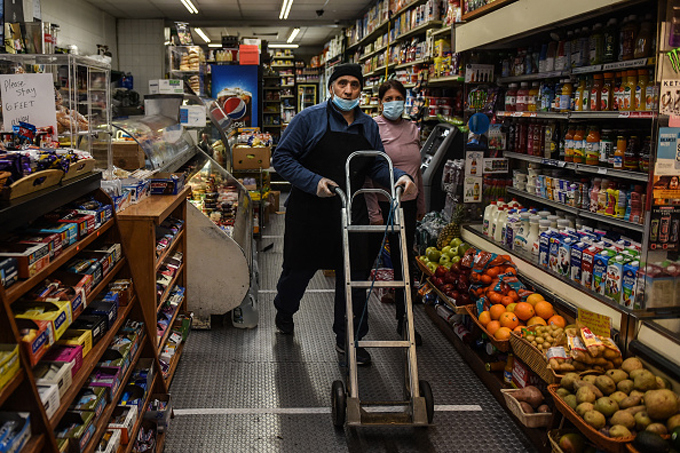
[419,380,434,424]
[331,380,346,428]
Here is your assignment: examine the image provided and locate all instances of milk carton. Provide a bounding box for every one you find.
[604,255,631,303]
[581,246,602,290]
[539,230,554,268]
[593,249,617,295]
[570,242,588,284]
[557,237,574,277]
[621,260,639,309]
[549,234,561,273]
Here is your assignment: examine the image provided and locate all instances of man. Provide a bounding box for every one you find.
[272,63,416,366]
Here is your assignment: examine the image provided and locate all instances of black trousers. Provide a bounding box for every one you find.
[378,199,418,321]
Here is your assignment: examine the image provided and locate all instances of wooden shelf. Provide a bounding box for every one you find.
[123,372,158,453]
[155,431,166,453]
[49,295,136,429]
[5,219,115,304]
[395,20,443,42]
[0,368,24,407]
[156,264,185,313]
[155,229,185,272]
[20,434,45,453]
[462,0,518,21]
[427,75,464,86]
[163,340,185,387]
[157,298,184,351]
[82,335,147,453]
[117,187,191,225]
[394,57,432,69]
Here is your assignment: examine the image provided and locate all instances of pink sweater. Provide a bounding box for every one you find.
[366,115,425,223]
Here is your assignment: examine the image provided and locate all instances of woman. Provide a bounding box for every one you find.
[366,80,426,345]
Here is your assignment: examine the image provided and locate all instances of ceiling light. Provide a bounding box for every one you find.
[287,28,300,43]
[269,43,299,48]
[208,43,223,48]
[279,0,293,20]
[195,28,211,43]
[181,0,199,14]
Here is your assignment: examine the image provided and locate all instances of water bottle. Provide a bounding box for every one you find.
[232,293,259,329]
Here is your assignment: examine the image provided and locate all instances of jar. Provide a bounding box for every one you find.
[624,135,640,171]
[505,83,518,111]
[600,129,615,167]
[572,126,586,164]
[601,72,614,111]
[585,126,601,166]
[517,82,530,112]
[589,73,603,111]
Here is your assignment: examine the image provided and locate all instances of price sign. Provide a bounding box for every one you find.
[577,308,611,338]
[0,73,57,135]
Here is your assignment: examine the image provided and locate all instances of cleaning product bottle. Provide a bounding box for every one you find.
[483,201,498,236]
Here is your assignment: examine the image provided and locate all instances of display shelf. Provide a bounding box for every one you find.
[347,19,390,51]
[498,70,571,83]
[263,99,280,103]
[263,87,281,90]
[462,0,518,21]
[427,75,464,86]
[156,431,166,453]
[281,84,295,88]
[361,45,388,60]
[395,20,443,42]
[157,304,183,350]
[0,368,24,407]
[271,64,294,68]
[571,56,655,75]
[283,106,296,110]
[280,95,295,99]
[430,26,452,38]
[0,171,102,233]
[569,111,656,119]
[365,64,391,77]
[504,151,575,169]
[4,218,114,304]
[118,188,190,225]
[123,372,158,453]
[403,83,416,88]
[424,303,550,452]
[156,264,185,313]
[506,187,578,214]
[361,104,379,109]
[81,335,146,453]
[155,230,184,273]
[363,85,378,92]
[496,111,569,119]
[394,57,432,69]
[21,434,45,453]
[163,340,185,387]
[49,295,136,429]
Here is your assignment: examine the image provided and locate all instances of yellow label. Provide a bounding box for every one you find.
[577,308,611,338]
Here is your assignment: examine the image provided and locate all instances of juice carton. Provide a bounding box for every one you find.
[621,260,640,308]
[581,246,602,290]
[539,230,555,268]
[593,249,617,295]
[604,254,632,303]
[557,237,575,277]
[549,234,562,273]
[570,242,588,284]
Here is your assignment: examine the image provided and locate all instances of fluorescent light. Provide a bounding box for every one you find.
[279,0,293,19]
[181,0,198,14]
[208,43,223,48]
[287,28,300,43]
[195,28,211,43]
[269,43,299,48]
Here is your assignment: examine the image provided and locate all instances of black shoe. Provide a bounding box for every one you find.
[275,312,294,335]
[335,342,372,366]
[397,318,423,346]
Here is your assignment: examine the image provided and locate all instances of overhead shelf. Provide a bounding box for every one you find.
[496,111,568,119]
[347,19,390,51]
[496,110,656,120]
[360,45,388,60]
[394,57,432,69]
[395,20,443,42]
[426,75,464,86]
[498,70,570,83]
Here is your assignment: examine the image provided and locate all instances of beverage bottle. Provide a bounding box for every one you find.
[574,76,586,111]
[590,22,604,65]
[645,69,657,112]
[525,215,540,253]
[613,135,626,169]
[544,121,555,159]
[552,80,563,112]
[517,82,530,112]
[518,121,527,152]
[601,72,614,111]
[634,14,654,59]
[555,33,570,71]
[624,135,640,171]
[589,73,603,111]
[603,18,619,63]
[622,70,637,111]
[600,129,615,166]
[545,40,557,72]
[616,186,627,218]
[560,79,573,112]
[538,43,548,73]
[618,15,629,61]
[490,206,503,240]
[582,75,593,111]
[630,187,643,223]
[585,126,601,166]
[504,354,514,384]
[621,15,639,61]
[578,26,590,67]
[635,69,649,111]
[639,136,651,172]
[598,179,610,214]
[528,82,540,112]
[558,123,567,160]
[572,125,586,164]
[505,83,518,112]
[494,207,508,243]
[564,123,576,162]
[590,178,601,213]
[569,30,579,68]
[507,119,516,152]
[613,71,624,110]
[483,201,498,235]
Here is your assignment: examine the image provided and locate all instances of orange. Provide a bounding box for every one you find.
[499,312,519,329]
[501,296,514,307]
[506,303,517,313]
[534,301,555,320]
[488,292,503,305]
[504,266,517,275]
[526,293,545,307]
[470,273,480,283]
[478,311,491,326]
[507,290,520,302]
[548,315,566,328]
[489,304,506,320]
[527,316,547,327]
[513,325,524,334]
[486,267,500,278]
[486,320,501,335]
[494,327,512,341]
[481,274,492,285]
[514,302,535,321]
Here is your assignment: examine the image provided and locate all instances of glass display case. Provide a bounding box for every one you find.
[167,46,206,96]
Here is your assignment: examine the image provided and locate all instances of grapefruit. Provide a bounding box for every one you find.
[527,316,547,327]
[534,301,555,320]
[548,315,566,328]
[514,302,535,321]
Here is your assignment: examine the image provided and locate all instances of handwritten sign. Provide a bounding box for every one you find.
[0,73,58,135]
[577,308,611,338]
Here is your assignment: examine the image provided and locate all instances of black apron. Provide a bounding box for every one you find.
[283,104,379,271]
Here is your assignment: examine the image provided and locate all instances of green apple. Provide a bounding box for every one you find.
[441,246,452,256]
[450,238,463,247]
[426,246,437,255]
[426,249,441,262]
[450,256,461,264]
[418,255,428,263]
[426,262,438,274]
[459,243,471,254]
[448,246,459,257]
[441,261,453,270]
[439,254,451,265]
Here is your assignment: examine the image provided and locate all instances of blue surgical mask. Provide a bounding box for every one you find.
[331,91,360,111]
[382,100,405,120]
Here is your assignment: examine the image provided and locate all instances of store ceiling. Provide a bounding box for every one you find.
[87,0,372,51]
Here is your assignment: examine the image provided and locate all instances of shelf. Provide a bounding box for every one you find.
[365,65,390,77]
[403,83,416,88]
[21,434,45,453]
[430,26,452,38]
[347,19,391,51]
[263,87,281,90]
[155,229,184,272]
[395,20,443,42]
[281,84,295,88]
[163,340,185,387]
[498,70,570,83]
[263,100,280,103]
[426,75,464,86]
[157,298,184,350]
[360,45,388,60]
[506,187,645,232]
[462,0,518,21]
[272,55,295,59]
[571,57,655,75]
[5,219,115,304]
[0,368,24,407]
[496,111,569,119]
[280,95,295,99]
[263,112,281,115]
[363,86,378,92]
[156,431,166,453]
[82,334,146,453]
[157,264,185,313]
[118,187,191,225]
[0,171,102,233]
[569,111,656,119]
[49,293,136,429]
[123,372,158,453]
[361,104,379,109]
[394,57,432,69]
[271,64,294,68]
[504,151,575,169]
[283,106,295,110]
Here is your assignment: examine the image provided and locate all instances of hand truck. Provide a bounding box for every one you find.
[330,150,434,427]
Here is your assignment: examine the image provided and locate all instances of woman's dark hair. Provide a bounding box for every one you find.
[378,80,406,100]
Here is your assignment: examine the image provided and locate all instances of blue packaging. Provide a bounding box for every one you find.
[593,249,617,295]
[570,242,588,284]
[557,237,574,277]
[549,234,561,273]
[621,260,640,309]
[539,230,554,267]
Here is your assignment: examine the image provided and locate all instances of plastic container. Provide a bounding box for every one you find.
[621,15,639,61]
[601,73,613,111]
[589,23,604,65]
[574,77,586,111]
[600,129,615,167]
[505,83,518,112]
[528,82,540,112]
[572,126,586,164]
[483,201,498,236]
[624,135,640,171]
[560,79,572,112]
[516,82,530,112]
[589,73,603,111]
[622,70,637,111]
[634,14,653,59]
[232,293,259,329]
[525,215,540,253]
[564,124,575,162]
[635,69,649,111]
[585,126,601,166]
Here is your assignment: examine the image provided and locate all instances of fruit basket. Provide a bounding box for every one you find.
[426,278,469,314]
[510,332,561,384]
[466,304,510,352]
[416,258,433,277]
[501,389,552,428]
[548,429,594,453]
[548,384,634,453]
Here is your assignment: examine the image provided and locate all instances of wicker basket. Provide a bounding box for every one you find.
[548,384,634,453]
[501,389,552,428]
[510,332,561,384]
[465,304,510,352]
[416,258,433,277]
[426,278,469,314]
[548,429,596,453]
[0,171,10,187]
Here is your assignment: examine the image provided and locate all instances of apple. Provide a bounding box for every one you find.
[426,262,438,274]
[450,238,463,248]
[459,243,471,254]
[418,255,428,263]
[441,261,452,270]
[427,249,441,262]
[439,254,451,265]
[460,293,471,304]
[435,266,447,278]
[451,290,460,300]
[443,272,457,285]
[448,245,459,257]
[450,256,461,264]
[433,277,444,288]
[441,246,452,255]
[425,246,437,255]
[450,262,462,274]
[441,283,454,293]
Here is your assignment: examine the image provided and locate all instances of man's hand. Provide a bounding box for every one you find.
[316,177,339,198]
[395,175,416,197]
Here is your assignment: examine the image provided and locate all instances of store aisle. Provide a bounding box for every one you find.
[165,206,538,452]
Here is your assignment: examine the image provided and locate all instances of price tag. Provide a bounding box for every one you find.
[577,308,611,338]
[597,167,608,174]
[558,161,567,168]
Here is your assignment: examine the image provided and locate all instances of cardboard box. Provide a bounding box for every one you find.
[108,405,138,445]
[14,300,73,341]
[233,146,271,170]
[43,344,83,378]
[15,318,54,366]
[87,367,122,401]
[55,411,96,453]
[38,383,61,419]
[0,412,31,453]
[95,429,121,453]
[0,345,20,391]
[0,257,18,288]
[35,361,74,400]
[108,142,146,170]
[31,223,78,247]
[512,357,546,392]
[0,243,50,279]
[58,330,93,358]
[149,173,185,195]
[19,232,62,260]
[71,387,107,418]
[120,179,150,205]
[84,300,118,330]
[268,190,280,213]
[149,79,184,95]
[70,315,108,345]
